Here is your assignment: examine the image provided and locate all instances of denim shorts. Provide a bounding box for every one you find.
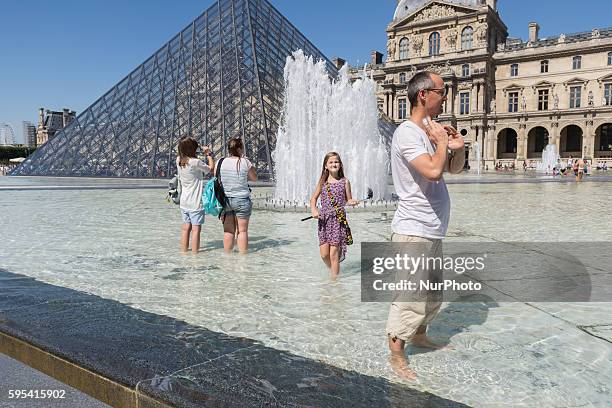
[181,208,205,225]
[223,196,253,219]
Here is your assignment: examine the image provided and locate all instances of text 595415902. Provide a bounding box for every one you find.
[8,390,66,399]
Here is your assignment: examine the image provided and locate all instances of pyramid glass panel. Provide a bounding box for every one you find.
[12,0,394,179]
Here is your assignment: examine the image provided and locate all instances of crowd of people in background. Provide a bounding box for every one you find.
[0,164,17,176]
[491,156,611,181]
[495,161,515,172]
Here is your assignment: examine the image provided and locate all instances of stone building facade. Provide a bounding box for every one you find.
[36,108,76,146]
[349,0,612,168]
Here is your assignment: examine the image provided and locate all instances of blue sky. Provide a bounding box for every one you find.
[1,0,611,143]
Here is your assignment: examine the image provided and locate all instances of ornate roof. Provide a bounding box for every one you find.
[393,0,483,22]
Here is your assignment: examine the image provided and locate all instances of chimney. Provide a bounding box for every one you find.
[371,51,383,65]
[332,57,346,70]
[486,0,497,10]
[529,22,540,43]
[62,108,70,127]
[38,108,45,128]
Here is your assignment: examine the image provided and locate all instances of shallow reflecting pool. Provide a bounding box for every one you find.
[2,176,611,407]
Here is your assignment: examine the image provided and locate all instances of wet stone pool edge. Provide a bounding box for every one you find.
[0,269,467,408]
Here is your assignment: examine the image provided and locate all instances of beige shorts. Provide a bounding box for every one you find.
[386,233,443,342]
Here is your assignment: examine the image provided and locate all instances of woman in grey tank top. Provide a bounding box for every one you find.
[218,138,257,253]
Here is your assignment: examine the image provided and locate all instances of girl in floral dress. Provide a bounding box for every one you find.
[309,152,359,278]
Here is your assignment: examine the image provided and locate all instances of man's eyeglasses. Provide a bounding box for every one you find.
[425,87,448,97]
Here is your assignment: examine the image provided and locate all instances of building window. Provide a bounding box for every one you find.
[599,124,612,152]
[399,73,406,84]
[429,32,441,56]
[510,64,519,77]
[508,92,519,113]
[461,64,470,77]
[460,92,470,115]
[570,86,581,108]
[608,52,612,66]
[538,89,549,111]
[398,98,407,119]
[399,38,409,60]
[461,27,473,50]
[534,127,550,153]
[541,60,549,73]
[572,56,582,70]
[605,84,612,105]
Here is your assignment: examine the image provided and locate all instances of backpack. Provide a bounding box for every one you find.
[202,158,228,217]
[167,175,181,205]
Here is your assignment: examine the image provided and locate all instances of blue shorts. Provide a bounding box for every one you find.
[223,197,253,219]
[181,208,205,225]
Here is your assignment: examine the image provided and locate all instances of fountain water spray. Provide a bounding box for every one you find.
[273,50,388,203]
[536,144,560,173]
[473,141,481,175]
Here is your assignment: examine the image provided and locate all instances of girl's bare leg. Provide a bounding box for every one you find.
[181,224,192,252]
[319,244,331,268]
[236,217,250,253]
[223,216,236,252]
[329,245,340,277]
[191,225,202,253]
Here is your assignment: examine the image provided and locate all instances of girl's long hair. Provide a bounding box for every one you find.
[317,152,344,188]
[227,137,245,173]
[178,137,198,167]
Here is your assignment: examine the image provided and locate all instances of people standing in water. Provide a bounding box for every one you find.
[387,71,465,381]
[218,138,257,253]
[309,152,359,278]
[176,137,214,253]
[576,158,584,182]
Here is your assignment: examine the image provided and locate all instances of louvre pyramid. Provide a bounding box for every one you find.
[13,0,394,179]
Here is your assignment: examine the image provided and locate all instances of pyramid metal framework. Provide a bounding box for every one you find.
[12,0,394,179]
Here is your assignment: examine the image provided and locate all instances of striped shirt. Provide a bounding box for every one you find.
[219,157,252,198]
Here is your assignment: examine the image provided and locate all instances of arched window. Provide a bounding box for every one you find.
[399,38,409,60]
[461,27,474,50]
[572,56,582,70]
[462,64,470,77]
[399,73,406,84]
[429,32,441,56]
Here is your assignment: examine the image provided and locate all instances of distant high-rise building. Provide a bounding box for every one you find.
[36,108,76,146]
[22,121,37,147]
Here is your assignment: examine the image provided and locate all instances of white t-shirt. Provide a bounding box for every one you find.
[391,120,450,239]
[219,157,252,198]
[176,157,211,211]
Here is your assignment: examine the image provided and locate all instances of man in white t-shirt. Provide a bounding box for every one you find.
[387,71,465,380]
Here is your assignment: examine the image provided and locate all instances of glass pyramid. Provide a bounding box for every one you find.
[13,0,394,179]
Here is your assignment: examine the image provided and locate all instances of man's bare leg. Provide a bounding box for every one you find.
[388,336,416,381]
[411,325,449,349]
